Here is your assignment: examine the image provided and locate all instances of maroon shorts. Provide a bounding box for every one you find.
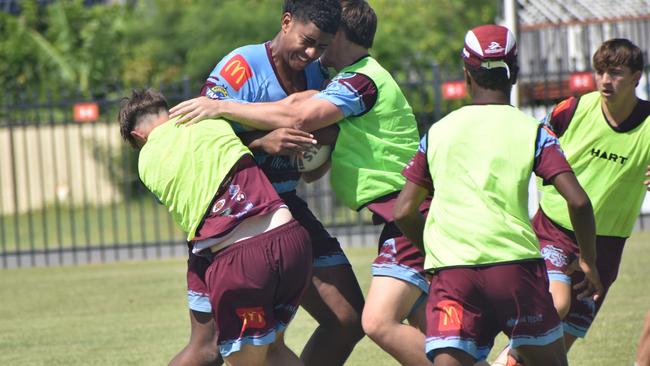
[187,245,213,313]
[280,191,349,268]
[371,221,428,293]
[204,219,312,357]
[533,210,626,337]
[425,260,563,361]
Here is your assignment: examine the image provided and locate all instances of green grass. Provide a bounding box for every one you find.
[0,232,647,365]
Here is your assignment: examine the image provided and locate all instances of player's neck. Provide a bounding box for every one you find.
[601,93,638,127]
[333,44,368,71]
[470,89,511,105]
[268,36,305,91]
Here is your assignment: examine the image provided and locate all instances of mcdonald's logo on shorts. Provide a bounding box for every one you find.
[437,300,463,331]
[220,54,253,91]
[236,306,267,329]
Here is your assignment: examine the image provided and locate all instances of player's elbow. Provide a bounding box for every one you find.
[567,192,592,212]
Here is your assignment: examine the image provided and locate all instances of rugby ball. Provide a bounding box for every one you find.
[291,144,332,172]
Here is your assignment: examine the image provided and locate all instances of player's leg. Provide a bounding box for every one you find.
[169,310,222,366]
[267,332,303,366]
[170,248,221,366]
[363,223,431,365]
[299,263,366,366]
[636,311,650,366]
[362,276,430,365]
[222,344,269,366]
[280,192,365,366]
[562,240,625,352]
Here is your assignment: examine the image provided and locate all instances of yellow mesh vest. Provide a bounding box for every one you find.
[540,92,650,237]
[139,118,251,240]
[423,105,542,270]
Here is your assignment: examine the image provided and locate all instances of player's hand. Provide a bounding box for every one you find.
[573,257,604,302]
[169,97,222,126]
[644,164,650,191]
[258,128,317,155]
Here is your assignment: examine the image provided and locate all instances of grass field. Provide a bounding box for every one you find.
[0,232,647,365]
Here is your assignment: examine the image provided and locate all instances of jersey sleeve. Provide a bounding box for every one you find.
[312,72,377,117]
[402,134,433,190]
[533,124,573,183]
[201,52,259,102]
[542,97,579,137]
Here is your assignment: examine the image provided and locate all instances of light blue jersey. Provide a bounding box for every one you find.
[201,42,328,193]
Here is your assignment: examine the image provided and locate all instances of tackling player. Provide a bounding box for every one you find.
[171,1,366,366]
[118,89,312,366]
[393,25,603,366]
[170,1,431,364]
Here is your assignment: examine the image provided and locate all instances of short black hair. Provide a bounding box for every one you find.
[340,0,377,49]
[283,0,341,35]
[466,63,518,96]
[118,89,168,149]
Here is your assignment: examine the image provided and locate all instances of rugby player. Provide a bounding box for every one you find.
[527,38,650,358]
[118,89,311,366]
[393,24,603,366]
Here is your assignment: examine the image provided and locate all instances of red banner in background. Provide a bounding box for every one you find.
[73,103,99,123]
[569,72,595,93]
[442,81,467,100]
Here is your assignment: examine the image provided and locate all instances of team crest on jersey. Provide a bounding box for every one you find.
[220,54,252,91]
[206,84,229,100]
[540,245,568,267]
[212,199,226,214]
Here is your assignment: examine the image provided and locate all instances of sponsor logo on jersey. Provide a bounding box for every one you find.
[236,306,267,329]
[590,147,628,165]
[220,54,252,91]
[206,84,230,100]
[438,300,463,331]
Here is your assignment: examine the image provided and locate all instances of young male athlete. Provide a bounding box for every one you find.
[172,2,365,366]
[530,38,650,354]
[392,25,603,366]
[170,1,431,364]
[118,89,311,366]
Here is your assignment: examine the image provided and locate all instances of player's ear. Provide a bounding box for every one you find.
[510,64,519,85]
[281,12,293,34]
[633,70,642,87]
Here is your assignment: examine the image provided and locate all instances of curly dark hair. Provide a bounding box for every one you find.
[283,0,341,35]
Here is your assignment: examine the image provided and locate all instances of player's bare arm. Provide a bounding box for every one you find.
[393,180,429,253]
[170,93,344,132]
[550,171,604,301]
[645,164,650,191]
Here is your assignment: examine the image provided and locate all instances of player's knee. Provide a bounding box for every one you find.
[361,308,391,340]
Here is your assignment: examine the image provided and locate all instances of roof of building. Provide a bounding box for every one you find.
[518,0,650,29]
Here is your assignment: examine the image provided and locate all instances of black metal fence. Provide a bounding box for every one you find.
[1,66,649,269]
